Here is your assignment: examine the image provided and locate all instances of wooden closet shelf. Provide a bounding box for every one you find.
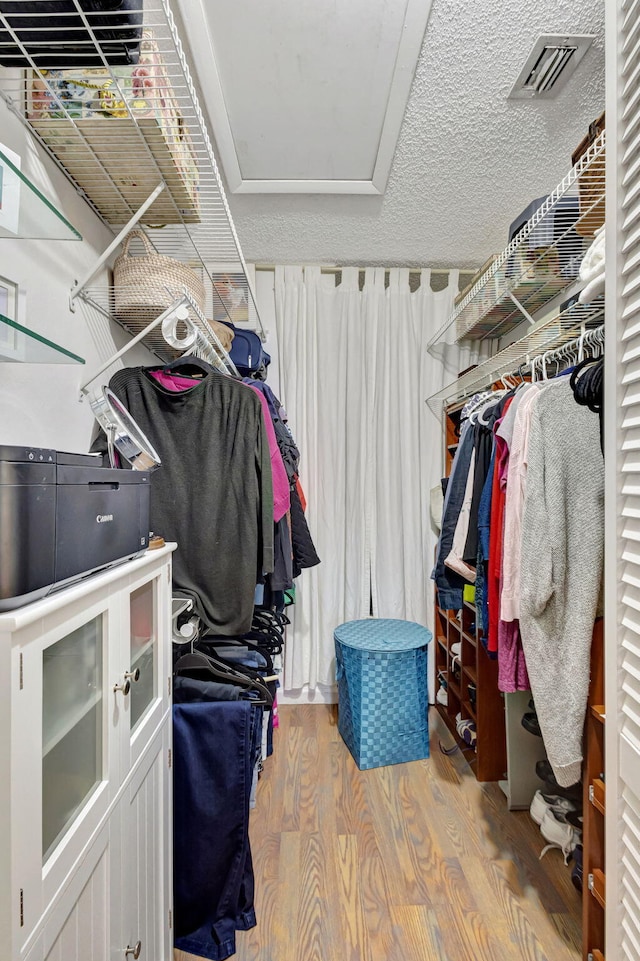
[462,631,477,646]
[588,869,606,910]
[589,778,605,816]
[447,677,462,702]
[463,664,477,684]
[591,704,606,723]
[589,950,605,961]
[447,614,461,630]
[463,600,476,613]
[462,700,477,723]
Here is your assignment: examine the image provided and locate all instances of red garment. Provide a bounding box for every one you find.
[487,397,513,653]
[295,476,307,513]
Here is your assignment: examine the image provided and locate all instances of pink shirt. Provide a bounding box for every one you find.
[500,387,540,622]
[247,384,290,523]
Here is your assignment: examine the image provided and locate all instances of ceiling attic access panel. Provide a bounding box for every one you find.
[176,0,434,194]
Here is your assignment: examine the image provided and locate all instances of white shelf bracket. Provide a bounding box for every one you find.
[79,295,190,396]
[507,292,536,326]
[69,183,167,310]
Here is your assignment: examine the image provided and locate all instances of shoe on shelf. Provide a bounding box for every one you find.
[530,790,577,826]
[455,712,477,748]
[535,759,582,799]
[535,759,554,781]
[450,642,461,658]
[437,670,448,691]
[522,712,542,737]
[467,682,477,708]
[436,687,448,707]
[539,809,581,865]
[571,845,583,893]
[542,778,583,803]
[565,810,584,830]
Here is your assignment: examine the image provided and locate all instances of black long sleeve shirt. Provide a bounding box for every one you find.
[102,368,273,634]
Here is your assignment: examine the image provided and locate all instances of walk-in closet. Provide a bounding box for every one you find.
[0,0,634,959]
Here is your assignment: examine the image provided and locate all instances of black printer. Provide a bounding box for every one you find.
[0,445,151,611]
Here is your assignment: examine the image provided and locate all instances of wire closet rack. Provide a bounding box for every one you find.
[426,130,605,349]
[425,296,604,413]
[0,0,265,346]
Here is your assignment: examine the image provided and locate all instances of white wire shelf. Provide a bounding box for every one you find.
[79,284,237,371]
[0,0,264,338]
[426,130,605,349]
[425,296,605,413]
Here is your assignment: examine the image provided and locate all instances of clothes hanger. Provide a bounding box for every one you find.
[174,647,273,705]
[199,637,278,684]
[160,355,217,377]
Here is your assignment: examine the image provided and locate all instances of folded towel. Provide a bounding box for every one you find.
[579,271,605,305]
[579,226,605,283]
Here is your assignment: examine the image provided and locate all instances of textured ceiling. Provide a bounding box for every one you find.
[222,0,605,269]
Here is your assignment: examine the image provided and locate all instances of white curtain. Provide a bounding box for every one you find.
[274,265,473,692]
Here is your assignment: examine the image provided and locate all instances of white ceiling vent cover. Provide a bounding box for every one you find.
[509,34,594,100]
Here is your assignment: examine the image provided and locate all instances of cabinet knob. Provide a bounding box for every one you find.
[113,679,131,696]
[124,941,142,959]
[124,668,141,683]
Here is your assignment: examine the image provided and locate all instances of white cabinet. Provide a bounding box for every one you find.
[0,544,175,961]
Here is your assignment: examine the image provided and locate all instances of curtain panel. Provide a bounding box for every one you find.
[274,265,474,692]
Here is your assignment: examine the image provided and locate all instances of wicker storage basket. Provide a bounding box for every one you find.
[334,618,431,770]
[113,229,206,326]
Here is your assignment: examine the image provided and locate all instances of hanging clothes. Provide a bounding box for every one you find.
[173,700,261,961]
[519,377,604,787]
[98,367,274,635]
[432,418,475,610]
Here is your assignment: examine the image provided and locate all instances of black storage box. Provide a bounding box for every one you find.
[0,445,150,611]
[0,0,143,68]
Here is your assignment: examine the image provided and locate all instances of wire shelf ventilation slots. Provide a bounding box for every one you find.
[0,0,265,344]
[426,296,604,412]
[426,129,605,349]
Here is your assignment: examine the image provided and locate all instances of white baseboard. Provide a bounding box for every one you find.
[278,683,338,705]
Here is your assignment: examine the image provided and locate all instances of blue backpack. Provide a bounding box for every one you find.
[224,325,271,378]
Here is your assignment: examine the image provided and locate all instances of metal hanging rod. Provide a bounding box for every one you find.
[253,265,466,275]
[522,323,604,380]
[425,296,604,412]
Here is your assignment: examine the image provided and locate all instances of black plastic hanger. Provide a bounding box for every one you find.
[161,355,216,377]
[174,649,273,706]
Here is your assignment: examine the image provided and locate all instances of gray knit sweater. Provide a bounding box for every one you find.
[519,377,604,787]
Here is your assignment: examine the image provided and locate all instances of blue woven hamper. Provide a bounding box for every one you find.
[334,618,432,770]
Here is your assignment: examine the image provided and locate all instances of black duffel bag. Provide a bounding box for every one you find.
[0,0,143,67]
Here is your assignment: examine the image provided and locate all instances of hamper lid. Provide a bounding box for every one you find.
[334,619,431,652]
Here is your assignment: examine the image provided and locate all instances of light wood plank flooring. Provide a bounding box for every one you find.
[176,704,581,961]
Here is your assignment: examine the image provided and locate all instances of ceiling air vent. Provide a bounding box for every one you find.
[508,34,594,100]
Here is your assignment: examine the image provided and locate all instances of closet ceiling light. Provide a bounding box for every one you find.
[508,34,595,100]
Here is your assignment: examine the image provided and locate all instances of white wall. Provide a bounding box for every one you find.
[0,100,154,453]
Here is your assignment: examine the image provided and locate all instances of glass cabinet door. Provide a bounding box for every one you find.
[42,617,103,861]
[129,581,157,731]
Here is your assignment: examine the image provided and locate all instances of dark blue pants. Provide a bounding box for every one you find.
[173,701,262,960]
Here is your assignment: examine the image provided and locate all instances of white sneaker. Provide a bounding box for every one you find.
[539,809,581,864]
[530,790,577,826]
[450,642,461,658]
[436,687,448,706]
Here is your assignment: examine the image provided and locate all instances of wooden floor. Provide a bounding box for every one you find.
[176,704,581,961]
